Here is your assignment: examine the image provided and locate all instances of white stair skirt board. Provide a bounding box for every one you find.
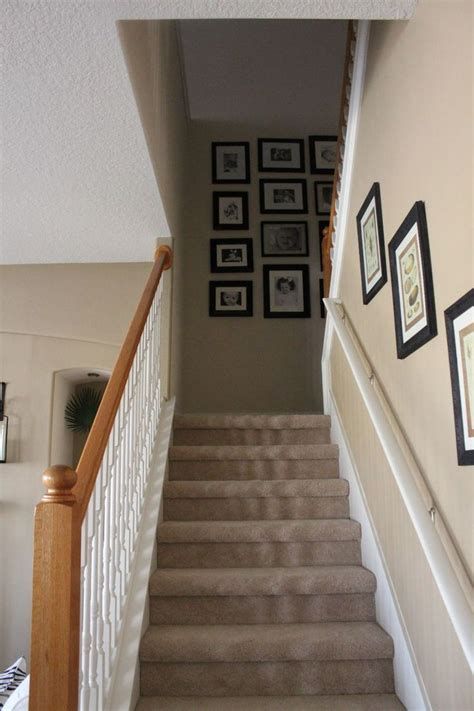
[106,398,176,711]
[328,394,429,711]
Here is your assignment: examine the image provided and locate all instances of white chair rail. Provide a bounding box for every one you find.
[323,297,473,672]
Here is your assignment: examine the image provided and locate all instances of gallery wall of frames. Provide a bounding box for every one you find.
[209,136,337,320]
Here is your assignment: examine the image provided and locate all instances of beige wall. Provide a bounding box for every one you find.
[179,122,332,413]
[330,2,472,707]
[0,263,149,667]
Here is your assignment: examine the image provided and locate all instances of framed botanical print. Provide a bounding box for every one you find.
[212,142,250,183]
[309,135,337,174]
[314,181,333,215]
[445,289,474,465]
[356,182,387,304]
[213,192,249,230]
[258,139,305,173]
[263,264,311,318]
[210,238,254,273]
[259,179,308,214]
[261,222,308,257]
[388,201,437,359]
[209,280,253,317]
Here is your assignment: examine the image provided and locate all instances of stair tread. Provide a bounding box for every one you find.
[169,444,338,461]
[164,478,348,499]
[137,694,405,710]
[140,621,394,663]
[174,414,331,430]
[157,519,360,543]
[149,565,376,596]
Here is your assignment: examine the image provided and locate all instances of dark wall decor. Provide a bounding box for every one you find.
[212,142,250,184]
[388,201,437,359]
[309,135,337,174]
[263,264,311,318]
[261,222,308,257]
[356,182,387,304]
[259,179,308,214]
[209,280,253,317]
[319,278,326,318]
[210,238,254,273]
[317,219,329,268]
[444,289,474,465]
[213,191,249,230]
[314,180,333,215]
[258,139,305,173]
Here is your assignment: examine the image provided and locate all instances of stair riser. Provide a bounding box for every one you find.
[173,429,331,446]
[156,541,362,568]
[163,497,349,521]
[169,459,338,481]
[150,593,375,625]
[141,659,394,697]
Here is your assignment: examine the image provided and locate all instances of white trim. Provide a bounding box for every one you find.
[324,298,473,672]
[105,397,176,711]
[329,394,429,710]
[322,19,370,387]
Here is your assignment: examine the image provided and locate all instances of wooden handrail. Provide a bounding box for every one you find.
[74,245,172,521]
[29,245,172,711]
[322,21,356,298]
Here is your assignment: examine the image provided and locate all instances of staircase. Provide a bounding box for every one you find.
[137,414,403,710]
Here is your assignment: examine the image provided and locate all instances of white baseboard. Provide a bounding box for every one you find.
[106,397,176,711]
[329,392,429,711]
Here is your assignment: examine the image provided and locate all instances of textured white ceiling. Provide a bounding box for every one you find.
[179,20,347,126]
[2,0,417,265]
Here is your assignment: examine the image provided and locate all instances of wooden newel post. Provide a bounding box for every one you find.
[30,466,81,711]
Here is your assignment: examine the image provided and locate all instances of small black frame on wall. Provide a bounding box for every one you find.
[213,192,249,230]
[258,139,305,173]
[388,201,437,359]
[210,238,254,273]
[209,280,253,317]
[259,179,308,215]
[263,264,311,318]
[356,182,387,304]
[212,142,250,184]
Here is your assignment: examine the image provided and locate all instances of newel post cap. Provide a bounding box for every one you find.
[155,244,173,270]
[42,465,77,503]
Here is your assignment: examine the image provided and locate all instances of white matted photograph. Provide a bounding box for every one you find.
[314,181,333,215]
[263,264,311,318]
[261,222,308,257]
[209,280,253,317]
[213,192,249,230]
[210,238,254,273]
[212,142,250,183]
[258,139,305,172]
[260,179,308,214]
[309,135,337,174]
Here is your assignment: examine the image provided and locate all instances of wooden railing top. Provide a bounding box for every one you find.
[73,245,172,521]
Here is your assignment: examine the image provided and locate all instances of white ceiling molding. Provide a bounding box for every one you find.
[2,0,417,265]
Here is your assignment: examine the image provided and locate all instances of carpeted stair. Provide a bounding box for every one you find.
[137,414,404,709]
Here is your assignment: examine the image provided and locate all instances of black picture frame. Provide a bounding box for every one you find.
[259,179,308,215]
[209,280,253,317]
[212,142,250,184]
[258,138,305,173]
[317,220,329,268]
[314,181,333,215]
[309,135,337,174]
[260,222,309,257]
[444,289,474,465]
[210,238,254,273]
[356,182,387,304]
[213,191,249,230]
[319,278,326,319]
[263,264,311,318]
[388,201,437,359]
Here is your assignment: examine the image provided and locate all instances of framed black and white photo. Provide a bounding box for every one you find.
[356,182,387,304]
[445,289,474,465]
[209,280,253,317]
[258,139,305,173]
[314,181,333,215]
[212,142,250,184]
[210,238,254,273]
[389,201,437,359]
[263,264,311,318]
[318,220,329,268]
[309,135,337,174]
[213,192,249,230]
[259,179,308,214]
[261,222,308,257]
